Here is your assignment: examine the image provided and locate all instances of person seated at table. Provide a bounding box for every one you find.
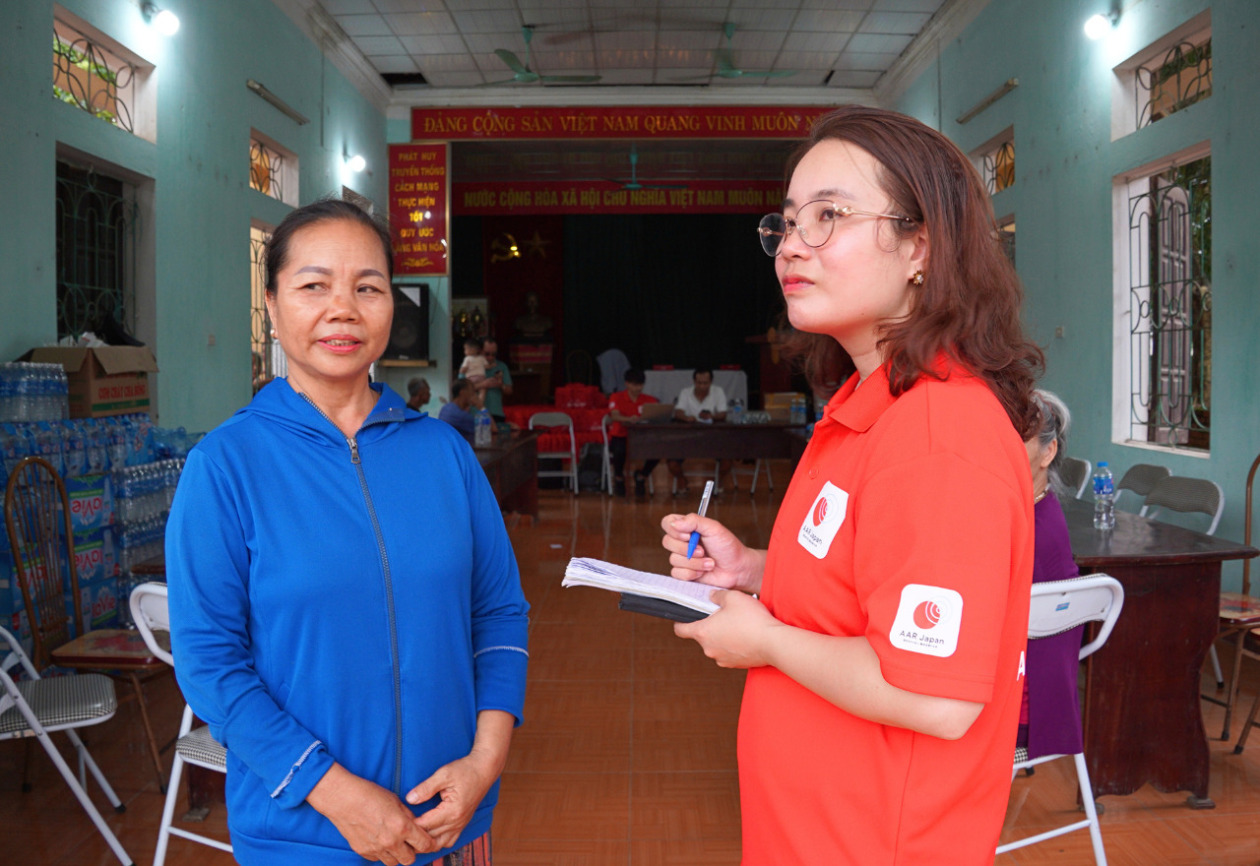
[406,376,431,411]
[668,368,730,494]
[474,339,513,424]
[1020,388,1086,760]
[608,368,662,498]
[438,378,477,439]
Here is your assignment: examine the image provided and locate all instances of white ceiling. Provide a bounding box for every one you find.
[307,0,950,92]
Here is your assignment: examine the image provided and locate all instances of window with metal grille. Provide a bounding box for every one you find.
[1136,37,1211,129]
[997,217,1016,267]
[1124,154,1211,450]
[52,19,137,133]
[250,223,286,389]
[56,162,139,341]
[981,139,1015,195]
[250,131,298,205]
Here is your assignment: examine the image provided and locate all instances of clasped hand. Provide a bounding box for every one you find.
[309,752,498,865]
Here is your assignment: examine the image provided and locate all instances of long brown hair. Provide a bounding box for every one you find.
[778,105,1043,438]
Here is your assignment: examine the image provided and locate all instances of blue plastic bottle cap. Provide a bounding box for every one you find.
[1098,461,1108,467]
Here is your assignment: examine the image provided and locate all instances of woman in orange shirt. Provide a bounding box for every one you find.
[661,105,1044,864]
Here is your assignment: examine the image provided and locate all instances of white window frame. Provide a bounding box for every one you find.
[1110,11,1211,142]
[1110,141,1211,456]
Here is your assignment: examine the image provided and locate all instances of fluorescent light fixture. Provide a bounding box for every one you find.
[1084,11,1119,40]
[246,79,310,126]
[141,2,180,36]
[346,154,366,173]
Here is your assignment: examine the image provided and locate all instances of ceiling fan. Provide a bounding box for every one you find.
[604,145,688,191]
[482,25,602,86]
[687,22,800,82]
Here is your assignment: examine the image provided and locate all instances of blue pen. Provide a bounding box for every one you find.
[686,480,715,559]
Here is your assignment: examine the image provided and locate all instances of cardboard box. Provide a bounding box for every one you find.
[763,391,804,423]
[27,346,158,418]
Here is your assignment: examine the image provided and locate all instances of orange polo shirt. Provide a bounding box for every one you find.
[738,360,1033,865]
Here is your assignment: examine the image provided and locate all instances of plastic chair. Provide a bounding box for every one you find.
[0,625,133,866]
[1115,463,1171,514]
[998,574,1125,865]
[1059,456,1091,499]
[600,414,615,494]
[129,583,233,865]
[529,411,579,493]
[730,459,772,494]
[4,456,169,792]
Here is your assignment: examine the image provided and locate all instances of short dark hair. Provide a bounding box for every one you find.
[264,198,392,295]
[624,368,646,385]
[406,376,429,398]
[693,368,713,381]
[450,378,471,400]
[464,336,484,350]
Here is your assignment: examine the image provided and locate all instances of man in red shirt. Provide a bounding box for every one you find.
[607,368,660,497]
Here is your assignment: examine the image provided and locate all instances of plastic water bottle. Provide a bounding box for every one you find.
[729,398,744,425]
[474,407,492,447]
[1092,461,1115,530]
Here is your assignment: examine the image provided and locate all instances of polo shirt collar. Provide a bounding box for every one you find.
[826,364,897,433]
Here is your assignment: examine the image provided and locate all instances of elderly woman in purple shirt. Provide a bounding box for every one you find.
[1019,389,1085,758]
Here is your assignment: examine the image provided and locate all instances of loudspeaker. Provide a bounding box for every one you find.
[383,283,429,360]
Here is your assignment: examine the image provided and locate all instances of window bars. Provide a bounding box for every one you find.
[1137,39,1212,129]
[52,20,136,133]
[56,163,138,341]
[1127,156,1211,450]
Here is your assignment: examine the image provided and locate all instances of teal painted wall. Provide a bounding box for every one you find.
[1,0,386,432]
[892,0,1260,585]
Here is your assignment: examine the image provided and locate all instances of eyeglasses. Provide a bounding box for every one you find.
[757,200,914,257]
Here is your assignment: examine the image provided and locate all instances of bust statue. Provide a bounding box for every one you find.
[513,291,553,341]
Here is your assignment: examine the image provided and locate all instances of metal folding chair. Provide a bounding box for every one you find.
[130,582,233,865]
[0,625,133,865]
[529,411,579,493]
[1059,456,1091,499]
[1114,463,1171,514]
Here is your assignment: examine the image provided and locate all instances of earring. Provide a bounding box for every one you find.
[911,271,925,286]
[270,328,277,339]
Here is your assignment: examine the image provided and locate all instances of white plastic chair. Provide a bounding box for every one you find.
[1059,456,1091,499]
[130,583,233,865]
[0,626,132,866]
[529,411,579,493]
[998,574,1124,865]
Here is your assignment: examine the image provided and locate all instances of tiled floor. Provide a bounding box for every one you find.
[5,475,1260,864]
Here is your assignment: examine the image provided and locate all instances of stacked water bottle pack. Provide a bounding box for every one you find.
[112,458,184,627]
[0,412,188,647]
[0,362,71,423]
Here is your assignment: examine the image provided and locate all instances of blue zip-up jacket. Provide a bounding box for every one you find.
[167,379,529,865]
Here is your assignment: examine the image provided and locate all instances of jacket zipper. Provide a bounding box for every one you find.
[301,395,406,795]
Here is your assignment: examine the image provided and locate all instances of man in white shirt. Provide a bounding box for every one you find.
[668,368,729,494]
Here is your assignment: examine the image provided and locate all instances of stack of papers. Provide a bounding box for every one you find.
[562,557,720,618]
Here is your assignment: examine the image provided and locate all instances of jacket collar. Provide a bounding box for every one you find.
[245,378,410,446]
[825,353,963,434]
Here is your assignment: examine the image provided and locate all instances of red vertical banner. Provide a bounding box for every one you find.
[389,143,448,276]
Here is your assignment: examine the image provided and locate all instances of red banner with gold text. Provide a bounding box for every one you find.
[413,105,834,141]
[453,179,782,215]
[389,143,448,275]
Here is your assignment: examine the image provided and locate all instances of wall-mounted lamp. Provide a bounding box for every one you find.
[346,154,367,173]
[141,2,180,36]
[1084,10,1120,40]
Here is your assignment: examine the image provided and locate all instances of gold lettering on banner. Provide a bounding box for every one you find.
[559,115,597,134]
[396,151,418,162]
[750,112,803,133]
[698,190,726,206]
[421,117,468,135]
[602,115,640,133]
[705,115,747,132]
[464,191,496,207]
[644,115,702,134]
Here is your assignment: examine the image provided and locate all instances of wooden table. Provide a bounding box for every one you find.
[625,421,805,462]
[476,431,539,518]
[1062,497,1259,807]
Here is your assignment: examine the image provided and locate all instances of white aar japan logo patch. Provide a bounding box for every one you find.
[797,481,849,560]
[889,584,964,657]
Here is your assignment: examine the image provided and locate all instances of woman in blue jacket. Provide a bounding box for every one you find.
[167,199,529,866]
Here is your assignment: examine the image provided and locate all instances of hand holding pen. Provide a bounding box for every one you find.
[686,481,715,559]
